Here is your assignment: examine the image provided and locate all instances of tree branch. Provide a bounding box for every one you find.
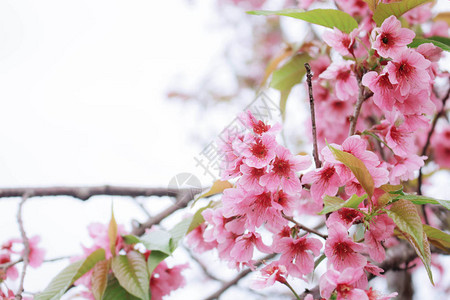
[203,253,277,300]
[305,63,322,168]
[349,73,370,136]
[282,212,327,239]
[0,185,199,201]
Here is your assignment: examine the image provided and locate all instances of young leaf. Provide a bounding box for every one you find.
[373,0,433,26]
[399,194,450,210]
[108,209,118,257]
[434,12,450,26]
[111,251,150,300]
[399,230,434,284]
[35,249,106,300]
[319,194,367,215]
[248,9,358,33]
[270,53,310,91]
[140,229,173,255]
[386,199,424,253]
[91,259,110,300]
[102,275,141,300]
[362,0,379,11]
[329,145,375,199]
[423,224,450,253]
[147,250,169,275]
[261,46,293,87]
[192,180,232,207]
[122,235,141,245]
[279,88,291,121]
[170,216,194,251]
[187,204,209,233]
[408,38,450,52]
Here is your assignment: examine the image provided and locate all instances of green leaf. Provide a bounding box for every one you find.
[102,275,141,300]
[248,9,358,33]
[140,230,173,255]
[147,250,169,275]
[35,249,106,300]
[399,194,450,210]
[408,37,450,52]
[423,224,450,253]
[170,216,194,251]
[123,235,142,245]
[111,251,150,300]
[399,230,434,284]
[91,260,109,300]
[108,208,118,257]
[373,0,433,26]
[386,199,424,253]
[319,194,367,215]
[362,0,379,11]
[187,205,208,233]
[270,53,310,91]
[329,145,374,199]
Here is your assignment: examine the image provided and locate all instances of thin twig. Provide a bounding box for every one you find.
[282,212,328,239]
[349,73,368,136]
[203,253,277,300]
[305,63,322,168]
[15,195,30,300]
[0,256,70,270]
[183,246,224,283]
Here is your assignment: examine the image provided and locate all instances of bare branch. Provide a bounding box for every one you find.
[15,195,30,300]
[282,212,327,239]
[305,63,322,169]
[349,73,370,136]
[203,253,277,300]
[0,185,198,201]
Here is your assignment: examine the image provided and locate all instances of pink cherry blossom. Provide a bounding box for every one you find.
[27,235,45,268]
[362,71,399,111]
[185,222,218,253]
[327,208,364,229]
[323,27,358,57]
[403,3,432,25]
[238,110,281,137]
[335,0,370,17]
[150,260,188,300]
[237,133,277,168]
[273,235,322,278]
[319,267,368,300]
[325,222,366,271]
[260,145,311,194]
[0,253,18,281]
[230,232,271,263]
[386,49,431,97]
[373,16,415,58]
[302,162,342,203]
[432,126,450,169]
[239,164,266,193]
[320,60,358,100]
[252,262,287,289]
[389,154,426,184]
[365,287,398,300]
[364,214,395,262]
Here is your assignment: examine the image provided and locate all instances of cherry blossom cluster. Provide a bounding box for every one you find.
[74,222,187,300]
[0,236,45,298]
[187,111,402,299]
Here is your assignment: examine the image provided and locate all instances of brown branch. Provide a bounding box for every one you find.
[305,63,322,168]
[349,73,369,136]
[282,212,327,239]
[203,253,277,300]
[183,246,224,283]
[0,185,197,201]
[417,81,450,196]
[132,189,201,236]
[15,195,30,300]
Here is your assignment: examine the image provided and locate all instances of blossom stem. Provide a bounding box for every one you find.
[304,63,322,168]
[282,280,301,300]
[282,212,328,239]
[16,194,30,300]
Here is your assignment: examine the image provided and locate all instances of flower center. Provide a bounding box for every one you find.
[336,283,353,297]
[333,241,352,259]
[251,140,268,159]
[272,157,291,177]
[253,120,270,135]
